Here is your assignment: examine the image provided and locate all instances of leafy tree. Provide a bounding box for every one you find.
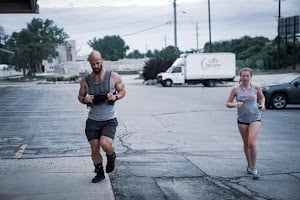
[156,45,180,60]
[6,18,68,77]
[203,36,282,70]
[126,49,144,58]
[145,50,155,58]
[88,35,129,61]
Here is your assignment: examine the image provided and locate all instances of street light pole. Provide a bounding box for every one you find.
[181,11,199,52]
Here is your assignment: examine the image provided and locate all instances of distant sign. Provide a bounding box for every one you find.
[279,15,299,36]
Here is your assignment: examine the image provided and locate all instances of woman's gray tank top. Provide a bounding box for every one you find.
[236,84,261,123]
[85,71,116,121]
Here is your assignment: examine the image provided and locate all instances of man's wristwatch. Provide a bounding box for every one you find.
[115,95,119,101]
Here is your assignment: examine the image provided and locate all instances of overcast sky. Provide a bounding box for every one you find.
[0,0,299,55]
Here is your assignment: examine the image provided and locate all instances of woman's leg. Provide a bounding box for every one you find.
[248,121,261,168]
[238,124,251,167]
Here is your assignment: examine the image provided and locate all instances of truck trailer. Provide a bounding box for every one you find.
[157,52,236,87]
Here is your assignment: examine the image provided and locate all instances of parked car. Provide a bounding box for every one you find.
[261,74,300,109]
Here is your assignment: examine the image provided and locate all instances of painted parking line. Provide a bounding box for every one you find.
[14,144,27,159]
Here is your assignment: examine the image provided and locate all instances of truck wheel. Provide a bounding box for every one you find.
[271,93,287,109]
[164,79,173,87]
[205,80,216,87]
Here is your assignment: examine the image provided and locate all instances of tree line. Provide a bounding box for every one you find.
[203,36,300,71]
[142,36,300,80]
[0,18,299,79]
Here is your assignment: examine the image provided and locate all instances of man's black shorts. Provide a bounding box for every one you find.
[85,118,118,141]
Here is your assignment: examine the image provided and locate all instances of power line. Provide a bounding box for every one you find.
[122,21,171,37]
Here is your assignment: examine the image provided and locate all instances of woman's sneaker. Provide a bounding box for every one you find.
[252,168,259,180]
[246,166,252,174]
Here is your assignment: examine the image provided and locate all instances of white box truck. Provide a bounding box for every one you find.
[156,52,236,87]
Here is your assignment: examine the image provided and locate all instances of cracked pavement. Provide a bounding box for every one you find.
[110,74,300,200]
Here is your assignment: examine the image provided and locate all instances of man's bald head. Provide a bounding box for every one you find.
[88,50,102,62]
[88,50,103,74]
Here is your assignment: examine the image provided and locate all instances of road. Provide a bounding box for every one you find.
[0,74,299,200]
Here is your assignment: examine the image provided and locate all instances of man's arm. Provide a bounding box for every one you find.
[78,78,87,104]
[114,73,126,100]
[107,72,126,101]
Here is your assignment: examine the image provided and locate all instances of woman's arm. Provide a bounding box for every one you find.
[255,84,266,110]
[226,87,238,108]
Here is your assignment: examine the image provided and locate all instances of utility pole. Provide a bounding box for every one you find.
[277,0,281,69]
[208,0,212,52]
[173,0,177,50]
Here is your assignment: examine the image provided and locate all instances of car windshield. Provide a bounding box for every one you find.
[278,75,299,83]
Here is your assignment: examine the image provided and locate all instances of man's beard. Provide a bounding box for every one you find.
[92,65,102,74]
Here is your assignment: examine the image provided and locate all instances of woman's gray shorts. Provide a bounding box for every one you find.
[85,118,118,141]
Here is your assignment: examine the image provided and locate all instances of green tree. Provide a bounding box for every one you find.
[126,49,144,58]
[156,45,180,60]
[6,18,68,77]
[202,36,284,70]
[88,35,129,61]
[145,50,154,58]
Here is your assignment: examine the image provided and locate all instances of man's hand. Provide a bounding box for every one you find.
[85,94,94,104]
[107,92,117,101]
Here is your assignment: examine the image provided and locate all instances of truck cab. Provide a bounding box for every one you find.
[157,58,185,87]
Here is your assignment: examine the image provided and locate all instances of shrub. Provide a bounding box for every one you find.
[142,58,174,81]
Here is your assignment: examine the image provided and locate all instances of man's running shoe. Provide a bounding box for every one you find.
[92,163,105,183]
[92,173,105,183]
[106,152,116,173]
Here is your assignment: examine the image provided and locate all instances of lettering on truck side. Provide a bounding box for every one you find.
[201,57,221,70]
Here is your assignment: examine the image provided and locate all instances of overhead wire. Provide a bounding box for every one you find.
[121,21,171,37]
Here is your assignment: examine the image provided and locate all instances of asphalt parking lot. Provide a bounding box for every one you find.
[0,73,299,200]
[110,73,300,200]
